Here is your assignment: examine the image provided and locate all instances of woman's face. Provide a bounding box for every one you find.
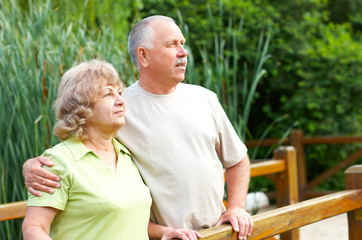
[88,82,125,134]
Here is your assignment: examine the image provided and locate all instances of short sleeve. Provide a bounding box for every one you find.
[27,148,72,210]
[211,94,248,168]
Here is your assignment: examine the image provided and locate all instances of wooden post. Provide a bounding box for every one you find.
[273,146,299,240]
[344,165,362,240]
[290,129,307,201]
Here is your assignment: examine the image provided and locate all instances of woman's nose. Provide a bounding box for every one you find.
[115,94,125,105]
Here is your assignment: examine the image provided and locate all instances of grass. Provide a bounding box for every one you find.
[0,1,133,238]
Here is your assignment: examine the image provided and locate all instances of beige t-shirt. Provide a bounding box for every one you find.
[117,81,247,230]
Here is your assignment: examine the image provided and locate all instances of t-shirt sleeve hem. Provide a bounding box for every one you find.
[27,201,65,211]
[222,150,248,169]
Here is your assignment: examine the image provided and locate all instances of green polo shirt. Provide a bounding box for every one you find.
[27,137,151,240]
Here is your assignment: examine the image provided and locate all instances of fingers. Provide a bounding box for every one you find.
[217,209,253,239]
[27,187,43,197]
[28,179,59,193]
[161,228,202,240]
[247,214,254,236]
[23,156,60,195]
[237,214,248,239]
[36,166,60,182]
[25,167,60,187]
[178,230,201,240]
[229,215,240,232]
[37,156,55,167]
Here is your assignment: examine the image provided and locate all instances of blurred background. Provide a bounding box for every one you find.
[1,0,361,238]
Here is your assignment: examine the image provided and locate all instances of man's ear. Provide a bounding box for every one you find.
[137,47,149,67]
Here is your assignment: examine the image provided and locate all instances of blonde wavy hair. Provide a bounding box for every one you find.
[53,59,124,142]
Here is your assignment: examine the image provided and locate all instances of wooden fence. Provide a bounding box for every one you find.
[245,129,362,200]
[199,165,362,240]
[1,146,300,239]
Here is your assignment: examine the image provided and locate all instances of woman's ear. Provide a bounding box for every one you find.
[137,47,149,68]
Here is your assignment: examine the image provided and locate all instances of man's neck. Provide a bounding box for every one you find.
[138,78,177,95]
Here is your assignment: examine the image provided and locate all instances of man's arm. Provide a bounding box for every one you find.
[23,156,61,196]
[148,220,202,240]
[216,154,253,240]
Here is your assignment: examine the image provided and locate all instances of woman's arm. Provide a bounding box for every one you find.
[22,206,59,240]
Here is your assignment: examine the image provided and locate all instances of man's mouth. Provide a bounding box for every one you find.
[175,58,187,68]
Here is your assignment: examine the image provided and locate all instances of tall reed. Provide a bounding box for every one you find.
[0,0,133,238]
[179,8,290,160]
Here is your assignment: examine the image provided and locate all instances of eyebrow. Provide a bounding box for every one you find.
[103,87,113,91]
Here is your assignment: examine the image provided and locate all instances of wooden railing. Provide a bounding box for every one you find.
[0,200,27,222]
[232,146,300,240]
[199,165,362,240]
[245,129,362,200]
[0,146,300,239]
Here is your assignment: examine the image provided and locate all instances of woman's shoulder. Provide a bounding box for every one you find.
[42,137,81,164]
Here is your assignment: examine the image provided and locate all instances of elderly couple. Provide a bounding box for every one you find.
[22,15,253,240]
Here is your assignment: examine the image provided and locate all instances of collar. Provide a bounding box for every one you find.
[63,137,131,162]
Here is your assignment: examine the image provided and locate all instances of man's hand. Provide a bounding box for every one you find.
[23,156,60,197]
[215,207,253,240]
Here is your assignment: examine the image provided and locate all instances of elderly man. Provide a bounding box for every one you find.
[23,15,253,240]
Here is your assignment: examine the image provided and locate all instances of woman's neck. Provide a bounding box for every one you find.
[83,129,118,172]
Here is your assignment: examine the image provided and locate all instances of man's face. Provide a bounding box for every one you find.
[146,20,188,85]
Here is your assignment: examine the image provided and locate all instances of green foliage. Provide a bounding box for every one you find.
[136,0,362,190]
[0,0,133,238]
[263,1,362,136]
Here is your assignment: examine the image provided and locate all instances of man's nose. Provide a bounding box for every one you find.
[177,45,188,58]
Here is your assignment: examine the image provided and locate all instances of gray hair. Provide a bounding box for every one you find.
[128,15,175,69]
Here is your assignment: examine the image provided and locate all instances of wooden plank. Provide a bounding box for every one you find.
[345,165,362,240]
[199,189,362,240]
[302,135,362,144]
[273,146,299,240]
[0,200,27,221]
[307,148,362,190]
[245,138,290,148]
[290,129,307,201]
[250,160,286,177]
[245,132,362,148]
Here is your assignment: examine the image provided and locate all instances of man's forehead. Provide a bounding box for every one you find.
[151,20,185,39]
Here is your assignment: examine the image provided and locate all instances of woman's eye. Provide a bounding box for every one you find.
[104,93,112,97]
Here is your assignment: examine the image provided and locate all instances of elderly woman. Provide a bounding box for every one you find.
[22,59,151,240]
